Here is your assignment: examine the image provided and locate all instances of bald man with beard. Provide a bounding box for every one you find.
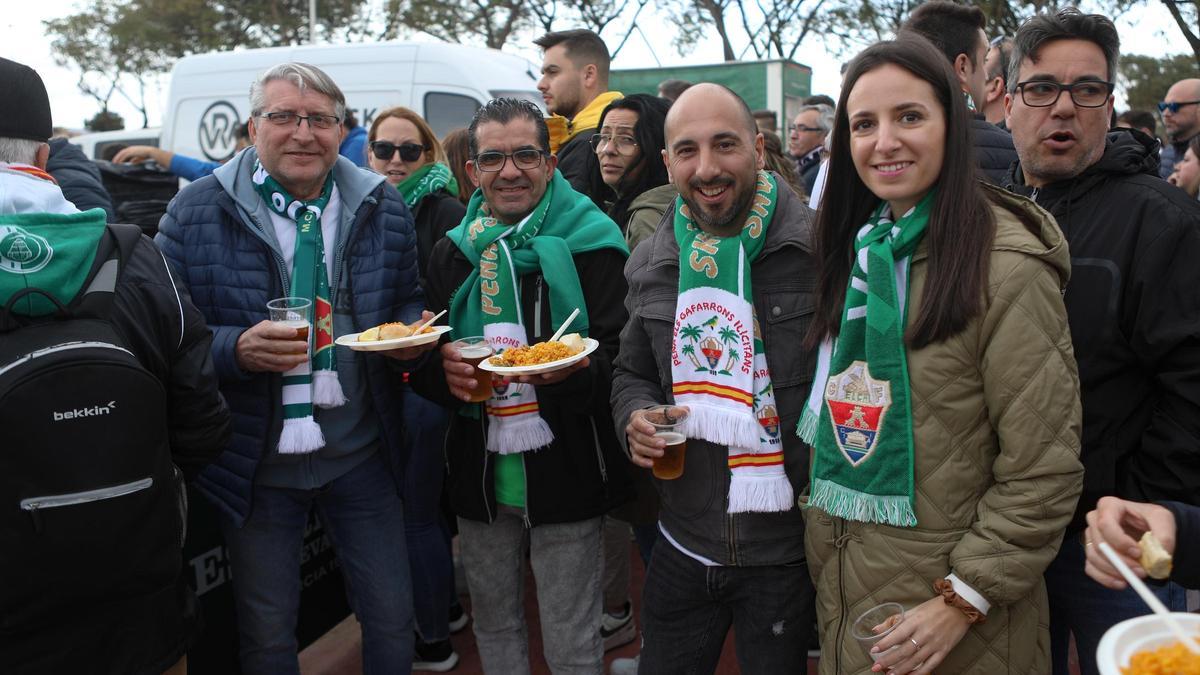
[611,83,818,674]
[1160,78,1200,178]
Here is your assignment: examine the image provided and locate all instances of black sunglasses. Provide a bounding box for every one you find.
[370,141,428,162]
[1158,100,1200,115]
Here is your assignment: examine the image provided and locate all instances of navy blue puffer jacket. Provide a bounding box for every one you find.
[156,150,423,526]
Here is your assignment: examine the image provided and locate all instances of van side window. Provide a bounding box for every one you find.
[424,93,481,138]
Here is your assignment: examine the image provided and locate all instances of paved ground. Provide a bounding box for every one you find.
[299,544,1080,675]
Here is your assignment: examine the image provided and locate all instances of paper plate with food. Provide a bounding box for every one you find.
[1096,612,1200,674]
[335,320,451,351]
[478,333,598,375]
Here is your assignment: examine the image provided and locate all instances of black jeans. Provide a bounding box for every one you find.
[639,538,815,675]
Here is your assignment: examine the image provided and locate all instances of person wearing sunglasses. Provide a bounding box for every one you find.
[364,105,467,671]
[1158,78,1200,178]
[1005,11,1200,675]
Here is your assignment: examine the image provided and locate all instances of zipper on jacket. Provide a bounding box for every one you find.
[21,477,153,533]
[442,415,454,477]
[246,215,291,293]
[726,514,738,565]
[834,519,847,674]
[480,415,494,523]
[533,276,544,339]
[521,452,533,529]
[331,195,372,309]
[590,418,608,482]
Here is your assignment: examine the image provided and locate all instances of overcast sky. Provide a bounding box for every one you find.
[2,0,1184,132]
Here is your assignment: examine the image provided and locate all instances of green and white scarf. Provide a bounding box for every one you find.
[448,170,627,453]
[670,171,792,513]
[798,192,934,527]
[397,162,458,209]
[252,161,345,455]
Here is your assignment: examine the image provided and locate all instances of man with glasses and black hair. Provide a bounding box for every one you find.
[1004,10,1200,675]
[157,61,435,673]
[1160,78,1200,178]
[786,103,832,196]
[412,97,633,674]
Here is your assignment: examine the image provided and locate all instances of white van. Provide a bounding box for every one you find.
[160,41,543,163]
[69,127,162,160]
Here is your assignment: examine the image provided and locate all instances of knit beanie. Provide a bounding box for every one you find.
[0,57,53,143]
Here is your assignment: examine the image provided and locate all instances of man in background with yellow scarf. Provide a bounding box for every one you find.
[535,29,623,206]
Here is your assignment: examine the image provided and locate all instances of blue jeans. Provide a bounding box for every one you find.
[639,539,814,675]
[401,385,454,642]
[1047,534,1187,675]
[220,451,414,674]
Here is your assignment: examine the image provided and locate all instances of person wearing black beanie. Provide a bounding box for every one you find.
[0,56,53,144]
[0,56,232,675]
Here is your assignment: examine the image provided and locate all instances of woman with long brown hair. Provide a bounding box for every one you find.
[800,36,1083,674]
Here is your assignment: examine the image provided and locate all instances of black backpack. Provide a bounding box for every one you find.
[0,224,185,633]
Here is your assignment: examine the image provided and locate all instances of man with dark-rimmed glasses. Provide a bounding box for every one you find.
[1159,78,1200,178]
[412,97,633,674]
[1004,9,1200,675]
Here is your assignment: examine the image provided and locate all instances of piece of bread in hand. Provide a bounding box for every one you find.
[358,326,381,342]
[1139,531,1173,579]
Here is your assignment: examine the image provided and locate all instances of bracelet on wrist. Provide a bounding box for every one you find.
[933,578,987,625]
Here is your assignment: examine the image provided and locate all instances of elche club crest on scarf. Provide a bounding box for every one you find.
[824,360,892,467]
[751,319,781,444]
[0,225,53,275]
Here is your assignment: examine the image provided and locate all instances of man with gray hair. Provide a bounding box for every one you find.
[787,103,832,195]
[156,62,435,673]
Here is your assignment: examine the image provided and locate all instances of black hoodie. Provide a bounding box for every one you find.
[1006,129,1200,532]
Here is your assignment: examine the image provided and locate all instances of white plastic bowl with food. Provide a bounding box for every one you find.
[1097,613,1200,675]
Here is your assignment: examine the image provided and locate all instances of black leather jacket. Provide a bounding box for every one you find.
[610,177,817,566]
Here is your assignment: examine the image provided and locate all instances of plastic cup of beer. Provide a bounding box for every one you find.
[850,602,906,662]
[454,336,495,403]
[643,404,689,480]
[267,297,311,343]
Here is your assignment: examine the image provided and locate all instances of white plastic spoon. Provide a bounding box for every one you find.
[1098,541,1200,654]
[411,309,447,335]
[549,308,581,343]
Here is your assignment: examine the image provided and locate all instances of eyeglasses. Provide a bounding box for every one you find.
[370,141,428,162]
[1014,80,1114,108]
[258,111,341,130]
[590,134,639,154]
[1158,100,1200,114]
[472,149,546,172]
[788,124,824,133]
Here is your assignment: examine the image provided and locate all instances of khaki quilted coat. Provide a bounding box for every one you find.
[804,186,1084,675]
